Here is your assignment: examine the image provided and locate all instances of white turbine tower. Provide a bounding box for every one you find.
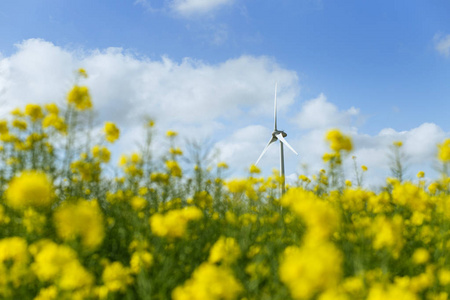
[255,83,298,194]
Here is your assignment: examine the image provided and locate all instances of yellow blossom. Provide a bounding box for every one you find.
[78,68,88,78]
[103,122,120,143]
[438,139,450,163]
[12,119,27,130]
[209,236,241,265]
[102,261,133,292]
[166,160,182,177]
[279,242,342,299]
[22,208,46,234]
[42,114,67,133]
[412,248,429,264]
[0,120,8,135]
[6,171,54,209]
[166,130,178,137]
[249,164,261,174]
[25,104,44,121]
[130,251,153,274]
[217,162,229,169]
[130,196,147,211]
[325,129,353,152]
[67,85,92,110]
[150,206,202,238]
[361,165,368,171]
[45,103,59,115]
[417,171,425,178]
[172,262,243,300]
[31,240,94,291]
[53,200,105,250]
[393,141,403,147]
[169,147,183,156]
[92,145,111,163]
[0,237,30,287]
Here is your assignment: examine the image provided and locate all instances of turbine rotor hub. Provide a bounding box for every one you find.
[273,130,287,138]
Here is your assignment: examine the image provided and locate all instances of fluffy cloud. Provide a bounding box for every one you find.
[170,0,234,17]
[434,34,450,57]
[134,0,235,17]
[294,93,359,130]
[1,39,448,186]
[0,38,298,158]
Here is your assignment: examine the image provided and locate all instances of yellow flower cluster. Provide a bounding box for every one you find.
[208,236,241,265]
[67,85,92,110]
[103,121,120,143]
[25,104,44,122]
[2,80,450,299]
[172,262,243,300]
[102,261,134,293]
[166,160,182,177]
[31,240,94,292]
[279,242,343,299]
[53,200,105,250]
[150,206,202,238]
[325,129,353,152]
[0,237,30,295]
[6,171,54,209]
[92,145,111,163]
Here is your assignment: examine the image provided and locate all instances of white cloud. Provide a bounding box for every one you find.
[434,34,450,57]
[170,0,234,17]
[1,39,448,186]
[134,0,235,17]
[294,93,359,130]
[0,38,299,160]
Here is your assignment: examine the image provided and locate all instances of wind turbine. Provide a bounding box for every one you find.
[255,83,298,194]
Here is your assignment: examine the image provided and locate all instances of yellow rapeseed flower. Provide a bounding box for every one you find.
[0,120,8,135]
[92,145,111,163]
[249,164,261,174]
[102,261,133,292]
[438,139,450,163]
[130,251,153,274]
[166,160,182,177]
[25,104,44,121]
[0,237,29,287]
[417,171,425,178]
[209,236,241,265]
[412,248,429,265]
[130,196,147,211]
[279,242,342,299]
[103,122,120,143]
[325,129,353,152]
[45,103,59,115]
[150,206,202,238]
[67,85,92,110]
[53,200,105,250]
[31,240,94,290]
[393,141,403,147]
[166,130,178,137]
[6,171,54,209]
[12,119,27,130]
[172,262,243,300]
[217,161,229,169]
[78,68,88,78]
[42,114,67,133]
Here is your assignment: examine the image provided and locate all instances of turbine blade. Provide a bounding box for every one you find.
[274,82,278,130]
[276,133,298,155]
[255,136,277,165]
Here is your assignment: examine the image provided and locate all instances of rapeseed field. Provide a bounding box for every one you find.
[0,70,450,299]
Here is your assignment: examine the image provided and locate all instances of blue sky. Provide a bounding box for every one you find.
[1,0,450,185]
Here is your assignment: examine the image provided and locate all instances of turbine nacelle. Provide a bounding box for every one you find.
[273,130,287,139]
